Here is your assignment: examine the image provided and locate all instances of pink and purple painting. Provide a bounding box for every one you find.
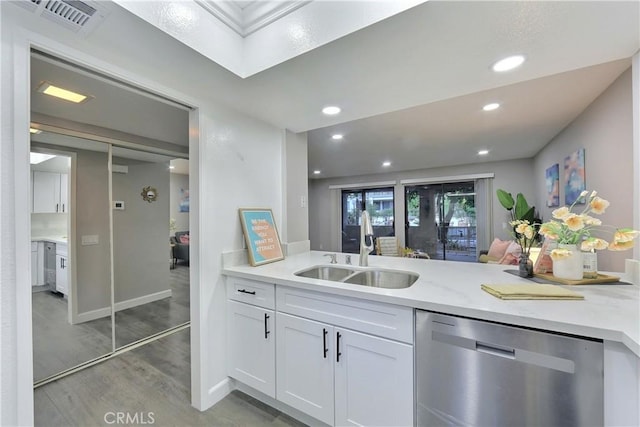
[564,148,585,205]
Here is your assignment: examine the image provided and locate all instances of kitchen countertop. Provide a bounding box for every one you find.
[31,236,68,245]
[223,250,640,357]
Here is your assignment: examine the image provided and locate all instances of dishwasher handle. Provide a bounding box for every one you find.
[476,341,515,359]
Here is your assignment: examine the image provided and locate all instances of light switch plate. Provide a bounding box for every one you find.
[81,235,99,245]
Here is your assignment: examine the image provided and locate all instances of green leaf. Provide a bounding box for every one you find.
[521,207,535,223]
[514,193,530,220]
[496,189,514,210]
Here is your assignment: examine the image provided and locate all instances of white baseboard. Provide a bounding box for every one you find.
[114,289,172,311]
[75,306,111,323]
[202,377,234,410]
[74,289,172,324]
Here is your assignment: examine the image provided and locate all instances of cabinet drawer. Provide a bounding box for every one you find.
[56,243,68,257]
[276,286,413,343]
[227,277,275,309]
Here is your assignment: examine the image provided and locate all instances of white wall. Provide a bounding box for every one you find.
[283,130,309,245]
[1,3,286,424]
[113,160,170,304]
[533,68,634,272]
[309,158,534,252]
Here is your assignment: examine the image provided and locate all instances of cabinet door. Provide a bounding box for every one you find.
[227,300,275,397]
[55,254,68,295]
[334,328,414,427]
[32,171,61,213]
[59,173,68,213]
[276,312,334,425]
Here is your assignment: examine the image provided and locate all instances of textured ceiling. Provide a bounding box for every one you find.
[25,1,640,180]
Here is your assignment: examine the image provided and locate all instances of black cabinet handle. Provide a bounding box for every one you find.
[237,289,256,295]
[323,328,328,358]
[336,332,342,362]
[56,203,59,213]
[264,313,270,339]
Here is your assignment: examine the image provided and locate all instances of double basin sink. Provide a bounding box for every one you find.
[294,265,419,289]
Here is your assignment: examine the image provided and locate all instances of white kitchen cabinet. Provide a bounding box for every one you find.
[32,171,68,213]
[275,287,414,427]
[227,300,275,397]
[276,312,335,425]
[55,244,68,295]
[226,278,276,398]
[334,328,413,427]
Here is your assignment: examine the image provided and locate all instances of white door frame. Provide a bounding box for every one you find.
[12,28,202,423]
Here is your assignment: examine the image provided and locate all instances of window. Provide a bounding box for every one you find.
[405,181,476,261]
[342,187,395,253]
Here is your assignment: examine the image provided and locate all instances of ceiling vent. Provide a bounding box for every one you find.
[13,0,109,36]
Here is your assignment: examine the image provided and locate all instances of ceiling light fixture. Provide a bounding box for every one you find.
[30,153,55,164]
[322,106,341,115]
[382,161,391,167]
[30,128,42,134]
[478,150,489,156]
[36,81,91,103]
[482,103,500,111]
[491,55,525,72]
[331,134,343,140]
[313,170,321,175]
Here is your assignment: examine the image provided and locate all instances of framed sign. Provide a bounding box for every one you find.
[239,208,284,266]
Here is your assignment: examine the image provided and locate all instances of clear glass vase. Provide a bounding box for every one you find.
[518,253,533,278]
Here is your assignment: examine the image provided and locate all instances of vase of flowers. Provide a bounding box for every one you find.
[539,190,639,280]
[510,220,539,277]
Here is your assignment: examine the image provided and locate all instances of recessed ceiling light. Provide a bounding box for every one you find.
[491,55,525,72]
[29,128,42,134]
[478,150,490,156]
[322,106,341,115]
[382,161,391,167]
[30,153,55,164]
[169,165,175,169]
[313,170,321,175]
[36,81,91,103]
[482,103,500,111]
[331,134,343,140]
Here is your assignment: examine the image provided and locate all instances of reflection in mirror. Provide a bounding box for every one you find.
[31,134,113,383]
[112,148,190,348]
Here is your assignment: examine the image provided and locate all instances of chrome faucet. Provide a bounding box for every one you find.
[324,253,337,264]
[359,211,374,266]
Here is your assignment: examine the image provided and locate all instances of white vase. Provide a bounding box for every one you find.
[552,244,583,280]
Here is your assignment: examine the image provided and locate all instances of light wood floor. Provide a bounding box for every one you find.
[35,328,307,427]
[33,263,191,382]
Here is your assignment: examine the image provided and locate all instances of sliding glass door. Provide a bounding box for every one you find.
[342,187,395,253]
[405,181,476,261]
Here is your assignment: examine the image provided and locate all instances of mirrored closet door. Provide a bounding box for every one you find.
[30,49,190,385]
[112,148,190,348]
[31,136,114,383]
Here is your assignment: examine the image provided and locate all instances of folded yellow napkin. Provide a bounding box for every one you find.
[481,284,584,300]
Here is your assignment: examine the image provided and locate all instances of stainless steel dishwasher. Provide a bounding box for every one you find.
[416,311,603,426]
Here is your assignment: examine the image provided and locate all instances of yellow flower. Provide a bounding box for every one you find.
[589,197,610,215]
[581,238,609,251]
[614,229,639,243]
[550,248,572,260]
[539,223,559,239]
[608,240,635,251]
[563,214,585,231]
[524,227,534,239]
[515,223,528,234]
[552,207,570,220]
[582,215,602,226]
